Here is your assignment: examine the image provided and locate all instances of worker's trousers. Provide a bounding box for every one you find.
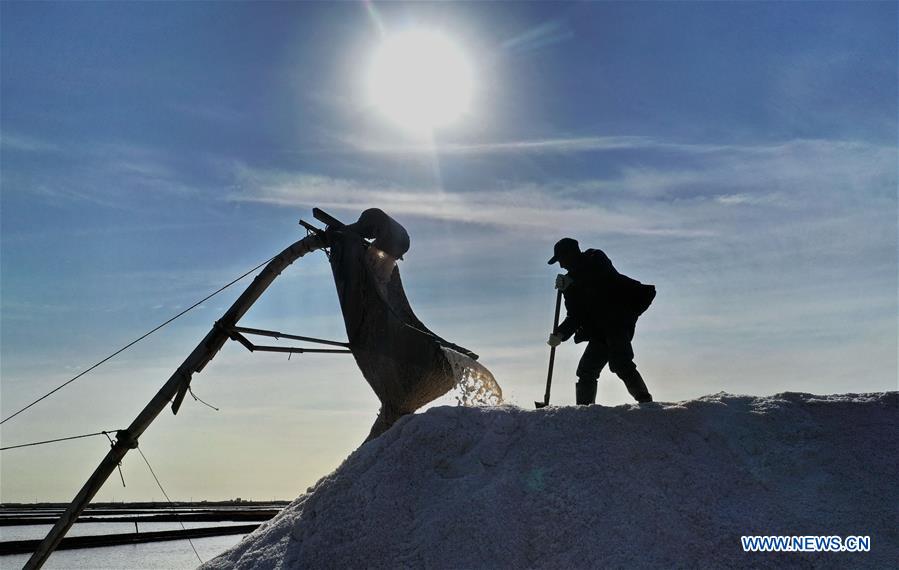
[576,318,651,403]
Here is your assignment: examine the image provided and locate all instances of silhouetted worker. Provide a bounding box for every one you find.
[547,238,655,405]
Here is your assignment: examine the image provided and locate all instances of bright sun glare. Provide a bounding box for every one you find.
[368,30,473,132]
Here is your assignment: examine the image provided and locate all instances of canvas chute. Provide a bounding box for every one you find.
[319,209,501,440]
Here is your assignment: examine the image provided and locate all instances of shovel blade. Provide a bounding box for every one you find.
[535,401,549,409]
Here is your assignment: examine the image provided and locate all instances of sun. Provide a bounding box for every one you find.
[367,30,473,133]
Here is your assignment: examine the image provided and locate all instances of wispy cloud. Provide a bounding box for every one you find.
[227,164,711,237]
[502,18,575,54]
[714,193,783,206]
[1,134,206,209]
[227,137,895,240]
[0,132,61,153]
[345,135,653,155]
[345,134,896,165]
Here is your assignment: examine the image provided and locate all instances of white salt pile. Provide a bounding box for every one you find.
[203,392,897,569]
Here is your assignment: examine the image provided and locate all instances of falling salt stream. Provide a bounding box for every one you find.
[441,347,503,407]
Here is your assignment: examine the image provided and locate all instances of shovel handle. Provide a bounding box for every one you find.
[539,289,563,407]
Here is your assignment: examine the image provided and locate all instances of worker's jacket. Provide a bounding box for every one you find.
[555,249,655,343]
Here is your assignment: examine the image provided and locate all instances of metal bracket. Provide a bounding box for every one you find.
[299,219,325,237]
[224,325,352,355]
[114,429,139,449]
[313,208,344,229]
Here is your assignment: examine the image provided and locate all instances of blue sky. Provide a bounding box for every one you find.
[1,1,896,502]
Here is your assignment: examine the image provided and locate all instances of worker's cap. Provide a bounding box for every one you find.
[548,238,580,265]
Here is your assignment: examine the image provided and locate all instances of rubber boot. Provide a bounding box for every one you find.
[619,370,652,403]
[575,379,598,406]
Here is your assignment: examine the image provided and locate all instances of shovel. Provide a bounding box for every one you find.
[535,288,563,409]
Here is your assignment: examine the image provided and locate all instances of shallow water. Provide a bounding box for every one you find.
[1,535,242,569]
[0,521,250,542]
[1,522,248,569]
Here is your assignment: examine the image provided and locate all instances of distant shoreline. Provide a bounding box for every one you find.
[0,500,290,509]
[1,501,291,526]
[0,502,291,553]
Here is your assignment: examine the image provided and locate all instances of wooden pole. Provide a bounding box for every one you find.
[536,289,563,408]
[25,234,324,569]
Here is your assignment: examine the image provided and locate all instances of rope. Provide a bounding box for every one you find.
[0,430,122,451]
[188,386,219,411]
[137,447,203,565]
[0,254,278,426]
